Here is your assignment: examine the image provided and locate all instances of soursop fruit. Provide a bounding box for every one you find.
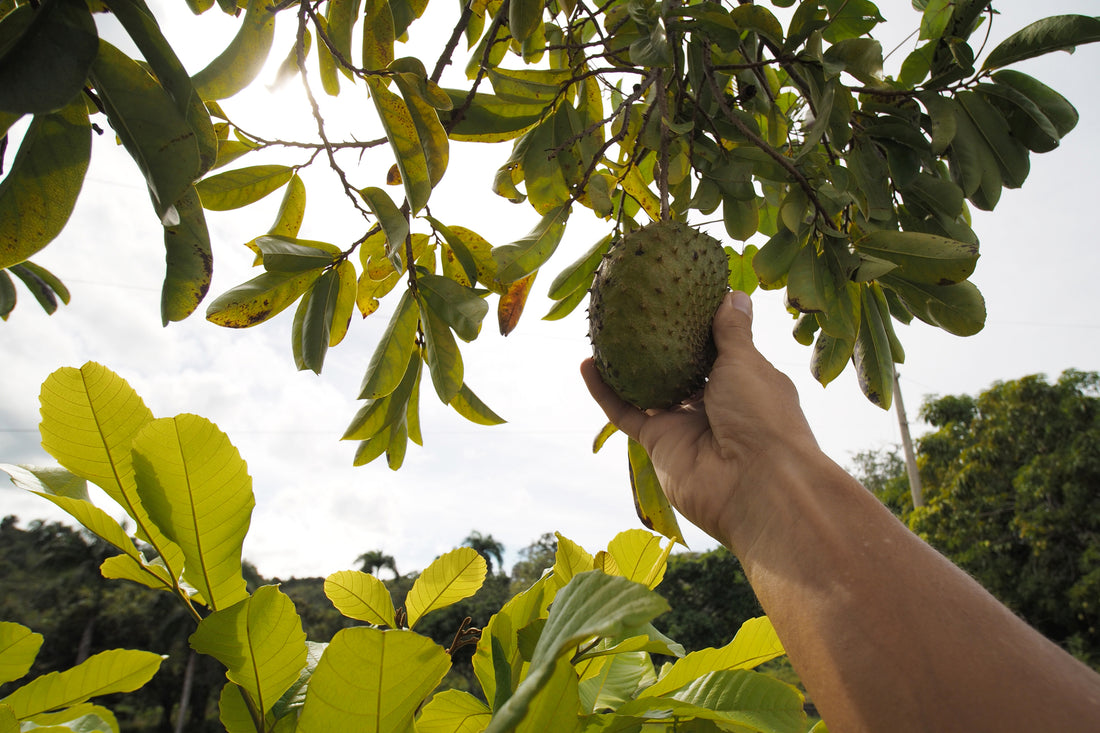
[588,220,729,409]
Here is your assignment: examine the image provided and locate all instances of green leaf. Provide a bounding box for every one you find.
[488,67,572,105]
[852,230,977,285]
[492,204,570,283]
[956,90,1029,189]
[390,59,449,187]
[0,99,90,269]
[0,649,163,719]
[131,414,254,611]
[296,628,449,733]
[852,284,894,408]
[359,186,409,269]
[485,571,669,733]
[161,185,213,324]
[358,289,419,399]
[196,164,294,210]
[752,227,801,288]
[975,81,1061,153]
[822,38,883,84]
[441,90,545,142]
[8,264,60,314]
[522,116,572,216]
[368,77,431,213]
[416,273,488,342]
[419,291,464,403]
[325,0,359,80]
[256,236,340,273]
[982,14,1100,71]
[578,651,653,713]
[880,274,985,336]
[727,244,759,294]
[0,0,98,114]
[627,439,684,546]
[406,547,487,629]
[416,689,491,733]
[191,0,277,100]
[991,69,1078,138]
[731,3,784,43]
[918,0,953,41]
[297,268,340,374]
[324,570,397,627]
[0,622,42,686]
[822,0,884,43]
[0,270,14,319]
[91,41,202,226]
[343,351,420,441]
[509,0,542,44]
[205,268,323,328]
[449,382,506,426]
[101,0,217,172]
[189,586,307,716]
[98,554,176,594]
[811,331,853,387]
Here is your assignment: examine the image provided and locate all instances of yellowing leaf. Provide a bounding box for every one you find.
[627,439,684,546]
[191,0,277,100]
[161,185,212,325]
[0,99,91,269]
[551,532,594,586]
[196,164,294,211]
[0,622,43,686]
[205,268,322,328]
[405,547,487,629]
[324,570,397,627]
[296,628,449,733]
[416,689,491,733]
[132,414,254,611]
[497,273,534,336]
[368,77,431,213]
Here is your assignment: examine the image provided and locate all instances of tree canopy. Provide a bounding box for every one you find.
[2,1,1099,477]
[855,370,1100,667]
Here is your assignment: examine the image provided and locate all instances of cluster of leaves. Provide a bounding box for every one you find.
[852,370,1100,668]
[2,361,818,732]
[2,1,1099,482]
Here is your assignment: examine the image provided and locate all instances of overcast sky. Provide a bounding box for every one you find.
[3,1,1098,580]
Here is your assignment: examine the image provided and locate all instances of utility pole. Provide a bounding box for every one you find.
[893,368,924,508]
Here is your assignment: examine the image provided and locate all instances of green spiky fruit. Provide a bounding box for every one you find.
[588,220,729,410]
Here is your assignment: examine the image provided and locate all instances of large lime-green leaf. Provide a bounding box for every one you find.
[189,585,307,716]
[368,77,431,213]
[17,703,119,733]
[0,0,98,115]
[0,99,90,269]
[485,572,668,733]
[416,689,491,733]
[324,570,396,627]
[131,414,254,611]
[0,622,42,686]
[101,0,217,172]
[626,440,684,547]
[406,547,487,629]
[0,649,162,719]
[640,616,785,699]
[36,363,185,579]
[606,528,671,590]
[98,554,176,594]
[196,164,294,211]
[296,628,449,733]
[161,185,212,324]
[191,0,276,100]
[552,532,595,586]
[205,268,323,327]
[91,41,201,226]
[982,14,1100,71]
[578,651,653,713]
[515,656,581,732]
[852,230,977,285]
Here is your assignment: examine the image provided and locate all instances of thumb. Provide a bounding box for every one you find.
[713,290,754,357]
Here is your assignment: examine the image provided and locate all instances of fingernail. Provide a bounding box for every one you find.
[729,290,752,317]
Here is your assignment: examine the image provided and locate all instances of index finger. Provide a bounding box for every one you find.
[580,357,648,441]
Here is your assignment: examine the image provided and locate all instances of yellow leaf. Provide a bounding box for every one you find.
[405,547,487,629]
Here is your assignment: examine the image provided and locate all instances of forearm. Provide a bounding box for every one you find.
[724,447,1100,732]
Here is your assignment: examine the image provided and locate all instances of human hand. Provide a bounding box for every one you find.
[581,291,820,547]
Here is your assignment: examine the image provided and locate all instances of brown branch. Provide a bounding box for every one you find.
[431,0,476,83]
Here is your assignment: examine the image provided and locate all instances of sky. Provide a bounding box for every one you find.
[2,1,1099,580]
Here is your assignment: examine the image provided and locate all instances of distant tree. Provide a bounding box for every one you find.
[462,531,505,576]
[654,548,763,654]
[355,549,399,579]
[858,370,1100,667]
[509,532,558,592]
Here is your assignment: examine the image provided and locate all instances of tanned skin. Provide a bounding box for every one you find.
[582,291,1100,733]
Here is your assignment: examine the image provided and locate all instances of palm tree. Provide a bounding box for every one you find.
[356,550,398,579]
[462,531,505,576]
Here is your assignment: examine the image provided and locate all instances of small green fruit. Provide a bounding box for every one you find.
[588,220,729,409]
